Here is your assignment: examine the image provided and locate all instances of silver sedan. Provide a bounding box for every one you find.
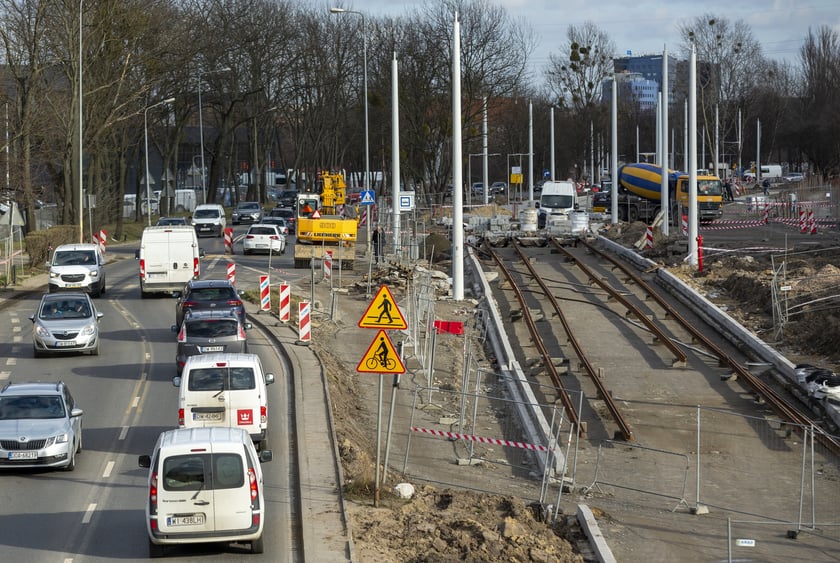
[29,293,103,357]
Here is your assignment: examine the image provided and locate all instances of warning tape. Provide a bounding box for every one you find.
[410,426,547,452]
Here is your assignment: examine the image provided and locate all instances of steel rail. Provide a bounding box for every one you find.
[511,241,635,441]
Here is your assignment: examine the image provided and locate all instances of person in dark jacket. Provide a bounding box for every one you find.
[372,227,384,264]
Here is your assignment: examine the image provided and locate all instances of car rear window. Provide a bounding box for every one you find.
[162,453,244,491]
[186,319,239,338]
[188,367,256,391]
[248,227,276,236]
[189,287,236,301]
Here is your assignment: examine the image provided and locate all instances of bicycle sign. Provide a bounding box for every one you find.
[356,330,405,374]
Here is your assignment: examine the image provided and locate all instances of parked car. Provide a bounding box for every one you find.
[231,201,263,225]
[261,216,290,235]
[591,191,611,214]
[175,279,245,328]
[138,427,272,556]
[29,292,103,357]
[156,216,187,226]
[784,172,805,183]
[172,309,251,373]
[490,181,507,194]
[0,381,84,471]
[470,182,484,196]
[276,189,298,208]
[243,224,286,255]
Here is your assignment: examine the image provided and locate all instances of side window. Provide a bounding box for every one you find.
[162,454,207,491]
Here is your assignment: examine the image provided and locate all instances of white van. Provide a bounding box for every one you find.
[173,189,197,213]
[136,226,204,298]
[47,243,107,297]
[173,353,275,450]
[537,180,578,229]
[190,203,226,237]
[138,426,272,556]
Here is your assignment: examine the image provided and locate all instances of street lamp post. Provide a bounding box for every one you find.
[144,97,175,227]
[197,67,231,205]
[329,7,370,255]
[78,0,83,242]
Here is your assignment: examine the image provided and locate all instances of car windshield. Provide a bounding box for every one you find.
[698,180,723,196]
[189,287,237,301]
[40,299,91,319]
[188,367,256,391]
[186,319,239,338]
[194,209,220,218]
[0,395,65,419]
[237,203,259,211]
[541,195,575,208]
[54,250,96,266]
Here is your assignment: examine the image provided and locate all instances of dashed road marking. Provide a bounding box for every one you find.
[82,503,96,524]
[5,358,16,366]
[0,371,9,380]
[102,461,115,478]
[119,426,129,441]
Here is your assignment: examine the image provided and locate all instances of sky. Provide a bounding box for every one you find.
[344,0,839,71]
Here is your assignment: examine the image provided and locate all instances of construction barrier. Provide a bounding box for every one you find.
[323,250,332,281]
[259,275,270,311]
[681,215,688,236]
[644,226,654,249]
[809,209,817,234]
[278,283,290,322]
[298,301,311,344]
[800,209,807,234]
[224,227,234,253]
[92,229,107,254]
[227,262,236,286]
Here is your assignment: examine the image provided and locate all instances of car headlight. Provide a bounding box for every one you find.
[80,322,97,336]
[47,432,70,446]
[35,323,51,338]
[49,271,61,279]
[191,220,197,226]
[90,270,99,278]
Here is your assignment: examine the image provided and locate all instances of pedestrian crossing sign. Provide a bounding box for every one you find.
[358,285,407,329]
[356,330,406,374]
[360,190,375,205]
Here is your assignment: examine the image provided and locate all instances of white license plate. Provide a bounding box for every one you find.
[147,272,165,278]
[8,451,38,460]
[65,284,82,288]
[167,513,206,527]
[200,346,224,353]
[56,341,77,347]
[193,412,223,421]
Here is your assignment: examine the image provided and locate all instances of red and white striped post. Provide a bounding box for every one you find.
[224,227,234,254]
[763,204,770,224]
[297,301,311,345]
[259,275,270,312]
[227,262,236,286]
[681,214,688,237]
[98,229,107,254]
[278,283,290,322]
[323,250,333,281]
[799,209,807,233]
[644,225,654,249]
[809,209,817,235]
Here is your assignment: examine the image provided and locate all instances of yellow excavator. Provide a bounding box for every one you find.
[293,171,358,269]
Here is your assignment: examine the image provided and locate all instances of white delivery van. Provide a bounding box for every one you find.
[190,203,226,237]
[136,226,204,298]
[173,353,275,450]
[138,426,273,556]
[537,180,578,229]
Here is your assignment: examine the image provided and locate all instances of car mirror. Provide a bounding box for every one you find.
[138,455,151,468]
[29,314,35,323]
[70,407,84,417]
[244,323,252,330]
[172,376,182,387]
[45,260,51,268]
[259,450,273,463]
[199,248,206,258]
[264,373,275,385]
[96,312,104,321]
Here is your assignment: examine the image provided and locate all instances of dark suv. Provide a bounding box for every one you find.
[175,279,245,328]
[172,310,251,373]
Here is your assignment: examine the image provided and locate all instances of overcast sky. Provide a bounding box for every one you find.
[344,0,838,71]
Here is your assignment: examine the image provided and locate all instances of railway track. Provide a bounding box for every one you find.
[480,235,840,458]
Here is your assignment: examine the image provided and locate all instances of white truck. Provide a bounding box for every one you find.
[136,226,204,298]
[537,180,578,230]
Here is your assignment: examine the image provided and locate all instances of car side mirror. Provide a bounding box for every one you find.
[70,407,84,418]
[138,455,151,468]
[29,314,35,323]
[259,450,273,463]
[172,376,182,387]
[244,323,252,330]
[199,248,206,258]
[264,373,275,385]
[534,202,540,209]
[45,261,51,268]
[96,312,104,321]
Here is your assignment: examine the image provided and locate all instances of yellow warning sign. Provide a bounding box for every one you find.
[358,285,407,330]
[356,330,406,374]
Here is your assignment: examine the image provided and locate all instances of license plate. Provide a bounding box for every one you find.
[56,341,77,347]
[65,284,82,288]
[199,226,211,231]
[148,272,165,278]
[193,412,223,421]
[593,207,606,213]
[200,346,224,353]
[8,451,37,460]
[167,513,206,527]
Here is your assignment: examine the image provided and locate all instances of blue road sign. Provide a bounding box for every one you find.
[360,190,375,205]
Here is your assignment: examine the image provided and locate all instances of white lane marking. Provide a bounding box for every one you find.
[5,358,16,366]
[132,396,140,408]
[12,326,20,332]
[145,352,151,361]
[12,336,21,343]
[10,317,19,324]
[82,503,97,524]
[102,461,115,478]
[119,426,129,441]
[0,371,9,380]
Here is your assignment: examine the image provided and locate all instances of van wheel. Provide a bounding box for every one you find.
[251,536,264,554]
[148,540,165,558]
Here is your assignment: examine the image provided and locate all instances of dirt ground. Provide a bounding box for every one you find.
[303,211,840,562]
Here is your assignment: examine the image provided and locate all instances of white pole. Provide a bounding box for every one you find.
[78,1,83,243]
[714,104,719,179]
[610,76,618,224]
[482,97,489,205]
[683,100,688,172]
[550,107,555,181]
[391,53,400,257]
[451,12,464,300]
[661,47,669,235]
[590,120,594,185]
[756,119,761,186]
[528,100,533,202]
[688,44,698,267]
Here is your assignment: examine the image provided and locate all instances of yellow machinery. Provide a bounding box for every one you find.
[293,172,358,269]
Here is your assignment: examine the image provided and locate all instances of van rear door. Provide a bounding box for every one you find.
[210,447,255,532]
[156,452,215,535]
[226,365,261,437]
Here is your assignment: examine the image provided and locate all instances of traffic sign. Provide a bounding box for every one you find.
[356,330,406,374]
[358,285,407,329]
[311,209,321,219]
[360,190,375,205]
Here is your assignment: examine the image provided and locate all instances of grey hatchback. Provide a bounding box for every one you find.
[231,201,263,225]
[172,310,252,373]
[30,292,103,357]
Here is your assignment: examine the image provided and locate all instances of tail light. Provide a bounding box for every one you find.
[270,235,279,240]
[177,324,187,343]
[260,405,267,424]
[139,259,146,280]
[245,235,255,239]
[249,467,261,525]
[227,299,242,308]
[181,301,198,312]
[193,257,200,278]
[178,408,184,426]
[149,470,159,528]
